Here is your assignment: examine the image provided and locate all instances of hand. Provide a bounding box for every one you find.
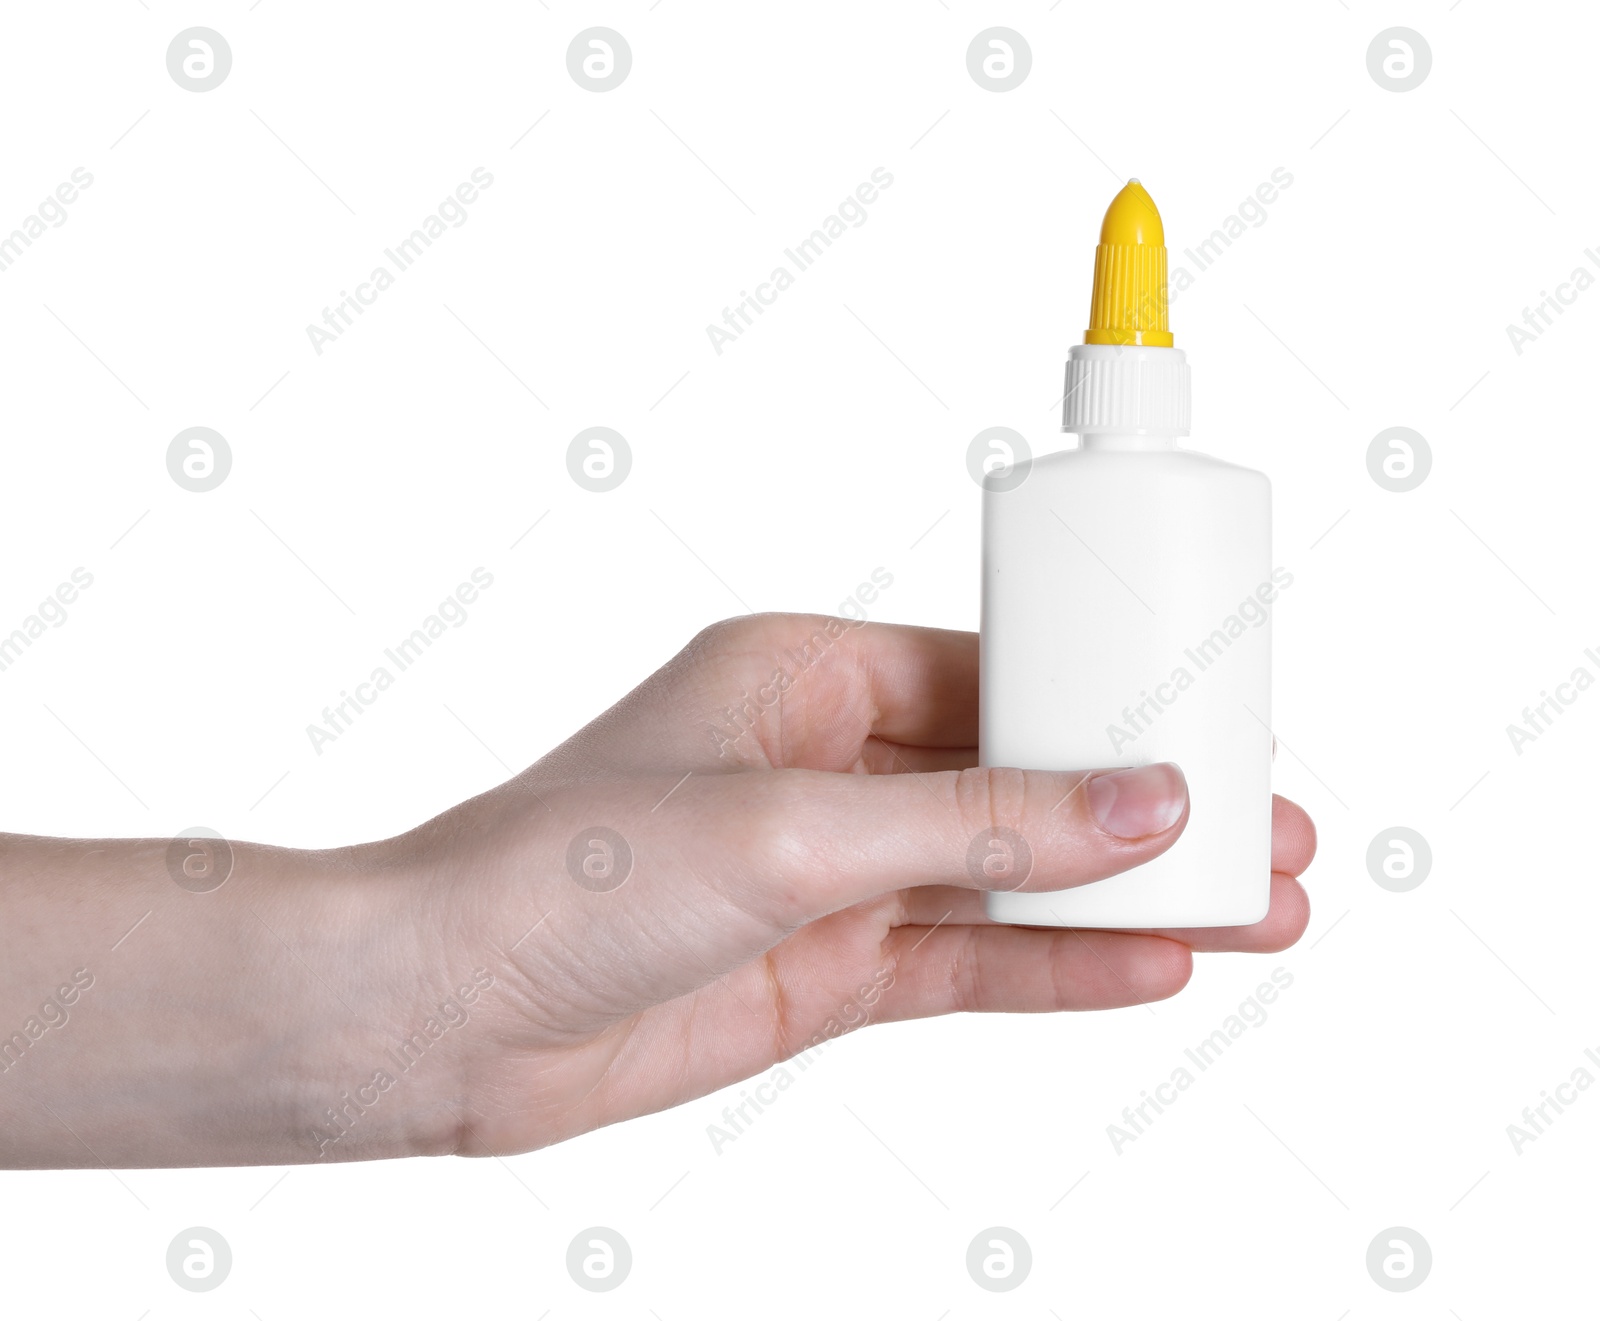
[393,614,1316,1158]
[0,614,1314,1167]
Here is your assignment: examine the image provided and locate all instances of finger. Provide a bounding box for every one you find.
[559,616,978,774]
[1271,795,1316,876]
[690,761,1190,931]
[831,621,976,748]
[1140,873,1310,951]
[869,925,1192,1019]
[895,871,1309,952]
[545,923,1188,1129]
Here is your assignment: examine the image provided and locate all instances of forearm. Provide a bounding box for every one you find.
[0,832,468,1168]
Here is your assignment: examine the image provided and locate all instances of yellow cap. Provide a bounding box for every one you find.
[1084,179,1173,347]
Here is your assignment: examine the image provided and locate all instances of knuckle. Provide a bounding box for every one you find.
[944,926,984,1013]
[689,615,749,648]
[949,767,1091,892]
[742,770,822,865]
[682,616,747,664]
[950,765,1035,838]
[685,613,781,659]
[721,770,825,923]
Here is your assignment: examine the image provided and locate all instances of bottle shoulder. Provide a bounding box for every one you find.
[1026,443,1269,488]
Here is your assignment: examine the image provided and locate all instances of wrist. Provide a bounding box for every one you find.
[0,832,472,1167]
[279,840,480,1165]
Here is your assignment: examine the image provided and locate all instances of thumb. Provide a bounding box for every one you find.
[693,762,1188,930]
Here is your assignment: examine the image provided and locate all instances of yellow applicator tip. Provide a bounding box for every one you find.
[1100,179,1163,245]
[1085,179,1173,347]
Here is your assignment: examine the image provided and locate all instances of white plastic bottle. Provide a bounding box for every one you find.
[980,181,1277,929]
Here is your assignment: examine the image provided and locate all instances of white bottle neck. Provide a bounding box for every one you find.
[1076,433,1179,451]
[1062,344,1191,438]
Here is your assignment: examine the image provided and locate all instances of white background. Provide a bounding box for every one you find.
[0,1,1594,1315]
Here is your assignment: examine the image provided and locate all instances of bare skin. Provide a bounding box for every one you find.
[0,615,1314,1167]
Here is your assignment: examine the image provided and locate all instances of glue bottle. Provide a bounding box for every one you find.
[980,180,1277,928]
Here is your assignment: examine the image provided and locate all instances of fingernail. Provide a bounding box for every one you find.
[1086,763,1186,839]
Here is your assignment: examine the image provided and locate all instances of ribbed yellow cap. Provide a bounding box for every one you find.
[1084,179,1173,347]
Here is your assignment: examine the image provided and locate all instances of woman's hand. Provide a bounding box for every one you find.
[392,615,1316,1159]
[0,614,1314,1168]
